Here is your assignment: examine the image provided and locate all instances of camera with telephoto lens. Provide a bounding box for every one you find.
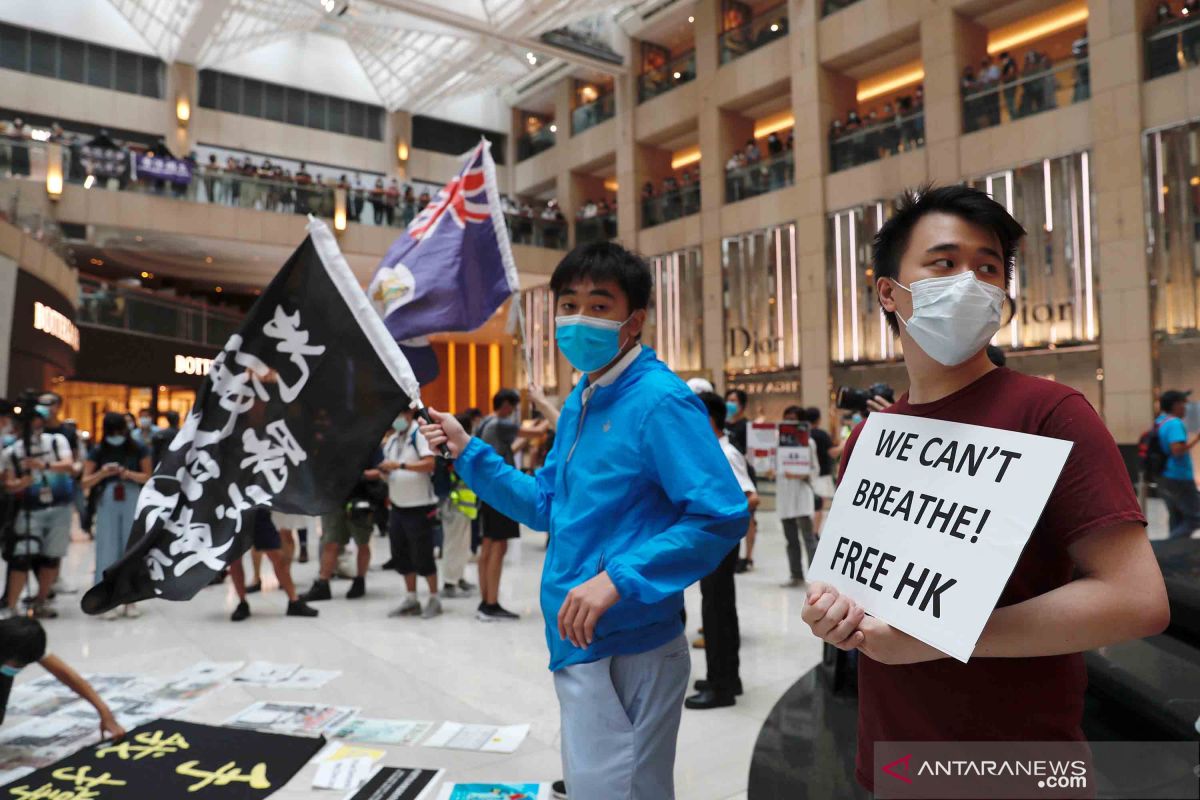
[836,383,895,413]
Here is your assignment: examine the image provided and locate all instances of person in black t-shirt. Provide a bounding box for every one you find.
[804,407,835,533]
[723,389,757,573]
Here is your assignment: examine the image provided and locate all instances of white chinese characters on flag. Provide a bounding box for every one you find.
[83,219,418,613]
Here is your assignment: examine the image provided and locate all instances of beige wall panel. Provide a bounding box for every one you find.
[712,38,792,108]
[817,0,921,65]
[634,83,700,142]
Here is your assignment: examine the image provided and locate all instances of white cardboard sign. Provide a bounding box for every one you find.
[806,412,1072,662]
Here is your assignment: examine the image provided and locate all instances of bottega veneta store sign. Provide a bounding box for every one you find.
[33,301,80,351]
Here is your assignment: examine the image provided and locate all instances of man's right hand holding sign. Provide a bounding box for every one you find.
[801,186,1170,797]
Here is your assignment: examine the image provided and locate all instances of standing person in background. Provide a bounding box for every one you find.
[229,510,318,622]
[724,389,757,572]
[82,413,150,620]
[777,407,820,588]
[1154,389,1200,540]
[685,392,756,711]
[130,409,157,448]
[150,411,179,468]
[438,411,478,599]
[300,447,384,603]
[0,412,74,620]
[385,179,400,227]
[474,389,532,621]
[805,407,835,533]
[370,178,386,225]
[380,408,442,620]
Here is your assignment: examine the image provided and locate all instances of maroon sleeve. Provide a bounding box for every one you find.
[1036,394,1147,547]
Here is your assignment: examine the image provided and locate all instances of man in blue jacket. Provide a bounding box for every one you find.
[422,242,749,800]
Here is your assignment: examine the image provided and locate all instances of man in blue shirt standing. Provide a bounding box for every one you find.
[422,242,749,800]
[1156,389,1200,539]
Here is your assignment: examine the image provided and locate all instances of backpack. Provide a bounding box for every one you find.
[1137,419,1169,479]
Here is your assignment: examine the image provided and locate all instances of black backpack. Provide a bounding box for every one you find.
[1137,419,1169,479]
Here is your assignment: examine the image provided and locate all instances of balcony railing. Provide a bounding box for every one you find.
[572,93,616,135]
[830,111,925,173]
[78,275,243,348]
[1146,16,1200,79]
[517,129,556,162]
[643,186,700,228]
[506,213,568,249]
[822,0,863,16]
[638,50,697,103]
[725,150,794,203]
[962,55,1090,134]
[575,214,617,245]
[719,3,788,65]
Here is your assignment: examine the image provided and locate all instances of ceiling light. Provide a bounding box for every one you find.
[205,256,213,263]
[770,23,779,32]
[986,2,1088,55]
[215,286,223,293]
[89,258,104,266]
[549,124,557,133]
[688,15,694,23]
[1190,176,1199,186]
[83,175,95,189]
[134,235,143,242]
[140,271,150,278]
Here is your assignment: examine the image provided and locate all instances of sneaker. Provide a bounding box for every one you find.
[551,780,567,799]
[442,584,462,598]
[421,597,443,619]
[388,597,422,617]
[380,558,397,571]
[286,600,319,618]
[102,608,121,621]
[32,602,58,620]
[477,604,519,622]
[346,577,366,599]
[457,579,476,592]
[245,581,262,594]
[123,604,142,619]
[301,579,332,602]
[298,547,309,564]
[734,558,753,574]
[231,601,251,622]
[490,604,519,620]
[0,607,15,621]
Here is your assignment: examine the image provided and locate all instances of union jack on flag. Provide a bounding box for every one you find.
[368,139,519,343]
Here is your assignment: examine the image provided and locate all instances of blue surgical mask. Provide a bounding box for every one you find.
[0,665,22,678]
[555,314,629,373]
[106,435,126,447]
[34,405,50,419]
[392,418,410,433]
[726,401,739,419]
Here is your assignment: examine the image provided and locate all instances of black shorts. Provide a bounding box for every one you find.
[251,509,282,551]
[388,505,437,576]
[479,502,520,541]
[815,496,825,512]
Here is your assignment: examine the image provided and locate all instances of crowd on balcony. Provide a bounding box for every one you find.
[642,168,700,226]
[1148,1,1200,77]
[725,130,794,202]
[829,86,925,172]
[961,40,1089,133]
[501,195,567,248]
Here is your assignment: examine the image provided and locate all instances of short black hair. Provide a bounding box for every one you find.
[493,389,520,411]
[164,410,180,427]
[873,184,1025,335]
[782,405,805,420]
[725,388,747,408]
[550,242,652,313]
[0,617,46,666]
[698,391,727,430]
[805,406,821,423]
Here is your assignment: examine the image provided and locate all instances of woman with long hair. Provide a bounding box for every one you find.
[81,413,151,620]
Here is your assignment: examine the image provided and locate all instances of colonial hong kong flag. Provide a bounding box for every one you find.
[369,138,519,341]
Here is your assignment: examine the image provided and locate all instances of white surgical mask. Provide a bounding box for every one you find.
[891,271,1006,366]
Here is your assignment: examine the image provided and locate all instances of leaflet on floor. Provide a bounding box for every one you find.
[0,716,99,765]
[314,741,386,764]
[235,661,302,684]
[435,783,548,800]
[155,661,245,701]
[342,766,444,800]
[314,756,377,791]
[422,722,530,754]
[331,718,434,746]
[270,667,341,690]
[224,701,359,736]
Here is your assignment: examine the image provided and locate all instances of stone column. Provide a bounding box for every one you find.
[695,0,726,389]
[164,63,198,157]
[919,9,986,184]
[386,110,413,181]
[615,37,639,245]
[1087,0,1153,444]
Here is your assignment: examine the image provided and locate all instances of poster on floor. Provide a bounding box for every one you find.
[806,413,1071,662]
[0,719,324,799]
[225,701,359,736]
[344,766,444,800]
[435,783,548,800]
[331,718,434,746]
[422,722,529,754]
[156,661,246,701]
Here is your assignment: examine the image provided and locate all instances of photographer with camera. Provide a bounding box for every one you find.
[82,413,151,620]
[1,398,76,620]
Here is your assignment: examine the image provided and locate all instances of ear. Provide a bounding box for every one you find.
[626,308,648,341]
[877,274,898,314]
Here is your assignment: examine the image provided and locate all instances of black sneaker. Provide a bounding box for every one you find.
[694,678,744,696]
[246,581,262,594]
[300,579,332,602]
[231,601,250,622]
[380,558,397,571]
[298,547,309,564]
[551,780,567,799]
[346,577,366,599]
[476,604,519,622]
[287,600,319,617]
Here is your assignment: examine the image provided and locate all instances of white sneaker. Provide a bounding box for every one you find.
[102,609,121,621]
[388,597,421,617]
[421,597,443,619]
[0,607,15,620]
[122,604,142,619]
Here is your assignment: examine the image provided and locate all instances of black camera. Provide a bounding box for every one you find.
[836,383,895,413]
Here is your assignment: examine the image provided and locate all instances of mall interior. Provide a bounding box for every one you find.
[0,0,1198,798]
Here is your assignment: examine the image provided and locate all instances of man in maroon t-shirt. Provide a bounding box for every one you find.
[801,185,1171,794]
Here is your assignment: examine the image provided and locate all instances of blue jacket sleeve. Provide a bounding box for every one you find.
[604,393,750,604]
[453,436,555,533]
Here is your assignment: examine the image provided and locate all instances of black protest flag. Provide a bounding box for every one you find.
[83,219,421,614]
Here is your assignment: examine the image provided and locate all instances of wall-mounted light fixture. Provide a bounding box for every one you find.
[397,140,409,162]
[176,95,191,127]
[45,143,63,200]
[334,187,348,232]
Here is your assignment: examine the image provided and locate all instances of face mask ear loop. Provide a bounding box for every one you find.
[887,279,911,328]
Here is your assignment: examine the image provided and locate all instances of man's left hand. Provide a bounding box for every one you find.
[854,615,946,665]
[557,571,620,648]
[99,713,126,741]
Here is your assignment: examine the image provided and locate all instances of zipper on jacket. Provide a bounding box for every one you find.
[566,399,591,465]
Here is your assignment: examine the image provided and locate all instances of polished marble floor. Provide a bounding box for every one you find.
[19,496,1177,799]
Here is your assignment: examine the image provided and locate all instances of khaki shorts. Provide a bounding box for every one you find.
[320,511,373,547]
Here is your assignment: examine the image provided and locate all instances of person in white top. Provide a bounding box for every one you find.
[379,408,442,620]
[775,406,820,588]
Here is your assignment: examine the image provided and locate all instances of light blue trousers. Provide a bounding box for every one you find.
[93,482,140,586]
[553,634,691,800]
